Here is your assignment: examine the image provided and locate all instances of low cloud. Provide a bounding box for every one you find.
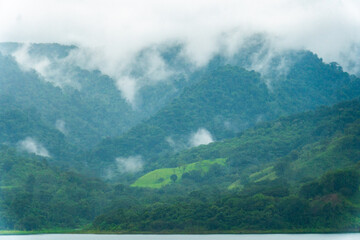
[11,44,80,89]
[68,45,175,106]
[166,136,188,152]
[189,128,214,147]
[2,0,360,103]
[115,155,143,173]
[18,137,50,157]
[55,119,67,135]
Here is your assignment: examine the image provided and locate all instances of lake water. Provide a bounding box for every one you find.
[0,234,359,240]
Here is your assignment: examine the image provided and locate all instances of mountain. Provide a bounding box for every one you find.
[87,51,360,179]
[1,98,359,232]
[0,44,132,148]
[1,39,360,233]
[137,98,360,189]
[0,43,202,149]
[91,99,360,233]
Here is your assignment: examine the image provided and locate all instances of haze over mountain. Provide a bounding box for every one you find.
[87,49,360,179]
[1,0,360,234]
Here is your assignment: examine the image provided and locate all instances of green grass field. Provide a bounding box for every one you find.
[131,158,227,188]
[249,166,277,182]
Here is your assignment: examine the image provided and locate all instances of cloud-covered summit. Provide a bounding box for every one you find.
[2,0,360,102]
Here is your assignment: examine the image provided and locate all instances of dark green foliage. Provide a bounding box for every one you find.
[93,166,360,232]
[170,174,178,183]
[0,105,82,166]
[90,99,360,232]
[0,147,112,230]
[300,170,360,198]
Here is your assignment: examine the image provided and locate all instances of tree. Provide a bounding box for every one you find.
[170,174,178,183]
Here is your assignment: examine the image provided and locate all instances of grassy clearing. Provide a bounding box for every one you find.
[249,166,277,182]
[228,179,243,190]
[131,158,226,188]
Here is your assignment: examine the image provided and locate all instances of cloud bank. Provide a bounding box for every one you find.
[18,137,50,157]
[2,0,360,102]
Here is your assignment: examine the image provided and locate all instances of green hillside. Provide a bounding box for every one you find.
[92,99,360,233]
[93,166,360,233]
[154,99,360,189]
[132,158,226,188]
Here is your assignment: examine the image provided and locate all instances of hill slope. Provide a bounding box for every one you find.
[87,52,360,178]
[92,99,360,232]
[0,146,112,230]
[141,98,360,190]
[0,43,201,149]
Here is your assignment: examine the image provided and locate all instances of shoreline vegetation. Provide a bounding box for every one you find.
[1,228,359,235]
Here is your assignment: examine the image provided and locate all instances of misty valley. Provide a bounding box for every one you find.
[1,33,360,236]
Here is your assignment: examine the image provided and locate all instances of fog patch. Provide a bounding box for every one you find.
[18,137,50,157]
[189,128,214,147]
[166,136,188,152]
[166,136,177,149]
[55,119,67,135]
[256,114,265,124]
[224,120,241,133]
[115,155,143,173]
[11,44,80,89]
[241,37,293,88]
[339,44,360,76]
[69,46,175,106]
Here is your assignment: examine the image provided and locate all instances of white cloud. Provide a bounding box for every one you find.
[115,155,143,173]
[189,128,214,147]
[2,0,360,101]
[11,44,80,89]
[18,137,50,157]
[12,43,50,74]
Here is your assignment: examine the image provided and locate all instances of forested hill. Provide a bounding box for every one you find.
[144,98,360,189]
[1,92,360,232]
[0,104,83,167]
[87,51,360,178]
[0,46,134,148]
[0,43,200,148]
[0,145,113,230]
[92,99,360,233]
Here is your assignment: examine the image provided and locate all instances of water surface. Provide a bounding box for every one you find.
[0,234,359,240]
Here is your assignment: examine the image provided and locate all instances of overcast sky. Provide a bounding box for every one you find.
[1,0,360,102]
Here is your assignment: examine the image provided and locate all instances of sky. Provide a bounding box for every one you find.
[1,0,360,102]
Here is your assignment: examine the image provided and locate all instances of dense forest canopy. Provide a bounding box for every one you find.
[1,35,360,233]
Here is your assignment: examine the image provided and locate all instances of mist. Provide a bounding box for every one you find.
[189,128,214,147]
[115,155,144,173]
[55,119,67,135]
[18,137,50,157]
[11,44,80,89]
[1,0,360,103]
